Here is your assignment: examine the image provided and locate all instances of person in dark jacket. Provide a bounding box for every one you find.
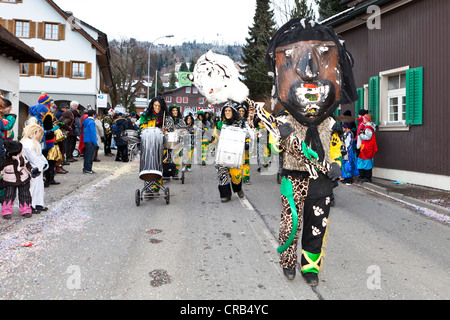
[67,101,81,162]
[114,113,129,162]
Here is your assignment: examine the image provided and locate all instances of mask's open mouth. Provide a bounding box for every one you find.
[293,83,330,114]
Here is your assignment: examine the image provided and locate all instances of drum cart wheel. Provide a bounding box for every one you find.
[135,189,141,206]
[164,188,170,205]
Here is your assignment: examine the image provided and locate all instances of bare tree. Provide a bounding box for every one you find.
[109,38,148,109]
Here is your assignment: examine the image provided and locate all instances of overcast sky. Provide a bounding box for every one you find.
[53,0,259,45]
[53,0,318,45]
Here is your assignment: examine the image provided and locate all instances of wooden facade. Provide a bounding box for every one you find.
[325,0,449,189]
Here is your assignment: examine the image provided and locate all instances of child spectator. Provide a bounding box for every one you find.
[1,140,38,219]
[21,124,48,214]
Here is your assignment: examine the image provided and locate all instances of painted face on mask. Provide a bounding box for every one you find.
[153,101,161,114]
[224,107,233,120]
[275,40,341,120]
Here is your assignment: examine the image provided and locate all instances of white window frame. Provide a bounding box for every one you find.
[193,87,198,94]
[379,66,410,132]
[185,87,191,94]
[176,97,182,104]
[165,96,172,103]
[183,97,188,104]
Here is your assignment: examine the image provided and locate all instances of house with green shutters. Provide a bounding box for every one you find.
[323,0,449,190]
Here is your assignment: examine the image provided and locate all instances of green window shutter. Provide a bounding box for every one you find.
[406,67,423,125]
[355,87,365,121]
[334,107,339,117]
[368,76,380,125]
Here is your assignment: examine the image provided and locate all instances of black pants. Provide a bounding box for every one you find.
[116,145,128,162]
[104,133,112,155]
[66,135,77,159]
[359,169,372,181]
[42,149,56,183]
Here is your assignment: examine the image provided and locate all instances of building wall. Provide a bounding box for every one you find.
[339,0,449,179]
[0,55,20,116]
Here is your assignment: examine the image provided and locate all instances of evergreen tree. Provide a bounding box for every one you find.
[179,62,188,72]
[188,58,195,72]
[291,0,315,19]
[317,0,347,21]
[241,0,277,101]
[168,71,177,90]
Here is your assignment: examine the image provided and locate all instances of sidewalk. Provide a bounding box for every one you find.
[352,176,450,218]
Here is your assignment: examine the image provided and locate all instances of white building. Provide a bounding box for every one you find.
[0,23,46,136]
[0,0,113,123]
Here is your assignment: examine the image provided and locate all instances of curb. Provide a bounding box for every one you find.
[359,182,450,217]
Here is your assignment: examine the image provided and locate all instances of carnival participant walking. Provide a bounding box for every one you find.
[184,114,195,171]
[215,103,247,202]
[169,106,186,173]
[262,18,358,285]
[357,113,377,182]
[21,124,48,213]
[1,141,35,219]
[139,97,174,192]
[237,104,252,184]
[195,111,210,166]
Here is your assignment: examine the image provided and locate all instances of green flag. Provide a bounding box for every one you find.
[178,71,193,87]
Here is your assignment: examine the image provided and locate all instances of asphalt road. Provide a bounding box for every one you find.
[0,158,448,300]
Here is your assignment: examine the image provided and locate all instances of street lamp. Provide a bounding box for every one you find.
[147,35,174,104]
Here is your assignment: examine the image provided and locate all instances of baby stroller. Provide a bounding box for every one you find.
[122,130,140,161]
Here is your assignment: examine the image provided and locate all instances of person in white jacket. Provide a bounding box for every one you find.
[21,124,48,213]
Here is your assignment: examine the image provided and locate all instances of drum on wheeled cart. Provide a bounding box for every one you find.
[135,127,170,206]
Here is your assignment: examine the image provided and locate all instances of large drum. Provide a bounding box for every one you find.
[139,127,164,181]
[215,126,246,168]
[164,131,180,149]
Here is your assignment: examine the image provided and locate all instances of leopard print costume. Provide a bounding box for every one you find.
[279,175,309,269]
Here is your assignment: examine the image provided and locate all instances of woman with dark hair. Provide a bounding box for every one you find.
[139,97,174,132]
[184,114,195,171]
[215,103,247,203]
[139,97,174,193]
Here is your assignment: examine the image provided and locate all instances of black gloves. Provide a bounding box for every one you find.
[31,167,41,178]
[327,162,341,182]
[279,122,295,140]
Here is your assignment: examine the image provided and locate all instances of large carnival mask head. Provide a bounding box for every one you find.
[188,50,249,104]
[266,18,358,125]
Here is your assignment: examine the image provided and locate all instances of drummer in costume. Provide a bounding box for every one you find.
[168,105,186,173]
[139,97,174,192]
[215,102,248,203]
[184,114,195,171]
[195,111,210,166]
[236,104,252,184]
[263,18,358,285]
